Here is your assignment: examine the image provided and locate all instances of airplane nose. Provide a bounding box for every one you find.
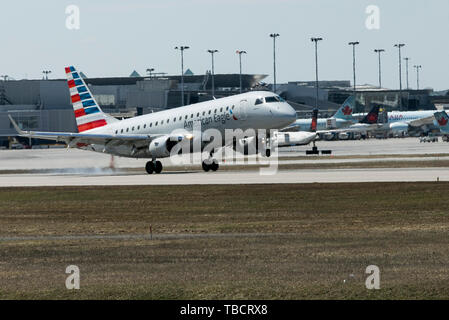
[277,103,297,124]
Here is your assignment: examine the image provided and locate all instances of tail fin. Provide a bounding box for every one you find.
[333,95,355,120]
[434,111,449,133]
[360,105,380,124]
[65,66,117,132]
[310,109,318,132]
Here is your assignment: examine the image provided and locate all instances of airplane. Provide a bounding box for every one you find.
[283,95,356,132]
[9,66,297,174]
[317,105,381,140]
[353,110,436,137]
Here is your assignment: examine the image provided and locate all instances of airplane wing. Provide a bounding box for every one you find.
[8,114,162,147]
[316,124,380,134]
[407,115,435,127]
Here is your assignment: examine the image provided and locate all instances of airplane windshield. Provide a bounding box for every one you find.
[265,96,285,103]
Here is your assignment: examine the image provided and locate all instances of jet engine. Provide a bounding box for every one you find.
[149,135,188,158]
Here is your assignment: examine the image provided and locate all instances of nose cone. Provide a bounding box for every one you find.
[275,103,297,127]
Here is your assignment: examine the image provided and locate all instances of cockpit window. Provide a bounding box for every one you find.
[265,96,279,103]
[255,98,263,105]
[265,96,285,103]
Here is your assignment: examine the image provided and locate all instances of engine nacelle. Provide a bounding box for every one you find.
[149,135,186,158]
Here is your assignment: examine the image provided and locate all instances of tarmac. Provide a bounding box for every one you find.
[0,137,448,186]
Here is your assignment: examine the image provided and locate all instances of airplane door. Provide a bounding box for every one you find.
[235,99,248,120]
[284,133,290,144]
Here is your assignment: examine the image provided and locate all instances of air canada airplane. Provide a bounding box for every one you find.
[9,66,297,174]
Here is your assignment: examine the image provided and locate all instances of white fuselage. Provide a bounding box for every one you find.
[81,91,296,158]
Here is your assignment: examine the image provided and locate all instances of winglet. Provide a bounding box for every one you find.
[8,115,26,135]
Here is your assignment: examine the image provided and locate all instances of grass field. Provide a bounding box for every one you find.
[0,183,448,299]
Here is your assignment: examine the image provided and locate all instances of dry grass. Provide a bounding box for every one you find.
[0,183,448,299]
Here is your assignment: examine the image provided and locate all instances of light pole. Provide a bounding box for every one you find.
[374,49,385,88]
[394,43,405,109]
[174,46,189,106]
[42,70,51,80]
[311,37,323,109]
[236,50,246,94]
[146,68,155,78]
[404,57,411,90]
[269,33,280,92]
[414,65,422,90]
[207,49,218,97]
[348,42,359,96]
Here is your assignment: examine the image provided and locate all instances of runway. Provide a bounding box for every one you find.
[1,137,447,171]
[0,167,447,187]
[1,137,448,186]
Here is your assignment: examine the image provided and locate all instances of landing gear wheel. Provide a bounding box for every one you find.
[145,161,155,174]
[154,161,163,174]
[265,149,271,157]
[210,160,219,172]
[202,161,210,172]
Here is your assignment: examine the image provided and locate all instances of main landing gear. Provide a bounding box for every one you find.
[202,159,219,172]
[145,160,163,174]
[202,150,219,172]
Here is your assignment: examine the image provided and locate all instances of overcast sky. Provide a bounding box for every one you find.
[0,0,448,90]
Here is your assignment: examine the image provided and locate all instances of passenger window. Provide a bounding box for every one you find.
[161,120,164,125]
[232,105,235,109]
[167,119,169,123]
[115,130,118,134]
[179,116,182,121]
[185,115,188,119]
[121,129,123,133]
[126,128,129,132]
[155,121,158,126]
[255,98,263,105]
[226,106,229,111]
[144,124,146,129]
[214,109,217,113]
[220,107,223,112]
[196,112,199,117]
[191,114,193,118]
[173,118,176,122]
[150,123,152,127]
[132,126,135,131]
[208,110,211,114]
[137,125,140,130]
[202,111,205,116]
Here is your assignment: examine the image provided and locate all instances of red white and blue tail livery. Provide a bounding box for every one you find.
[65,66,117,132]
